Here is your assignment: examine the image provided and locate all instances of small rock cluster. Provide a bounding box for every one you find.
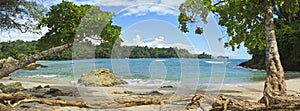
[24,85,73,98]
[0,82,76,98]
[0,82,24,93]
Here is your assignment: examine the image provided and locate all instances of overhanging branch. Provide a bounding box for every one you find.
[213,0,225,6]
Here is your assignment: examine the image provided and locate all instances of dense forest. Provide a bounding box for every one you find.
[0,40,211,60]
[240,8,300,71]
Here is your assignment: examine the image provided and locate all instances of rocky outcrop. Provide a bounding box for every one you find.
[22,63,48,70]
[239,53,265,70]
[78,68,127,87]
[239,53,300,71]
[0,57,19,70]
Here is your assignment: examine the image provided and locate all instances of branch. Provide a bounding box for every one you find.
[213,0,225,6]
[0,43,73,78]
[12,98,88,108]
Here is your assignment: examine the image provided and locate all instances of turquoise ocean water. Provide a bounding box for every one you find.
[11,58,300,86]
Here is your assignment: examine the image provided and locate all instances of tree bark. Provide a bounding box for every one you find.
[0,43,73,79]
[261,0,287,106]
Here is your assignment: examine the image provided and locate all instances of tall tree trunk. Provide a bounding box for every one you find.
[0,43,72,79]
[261,0,287,106]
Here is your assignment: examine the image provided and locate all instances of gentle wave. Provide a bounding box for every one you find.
[232,66,264,71]
[26,74,58,78]
[205,61,230,64]
[155,59,166,62]
[123,79,177,87]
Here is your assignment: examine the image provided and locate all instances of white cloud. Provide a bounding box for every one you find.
[96,0,136,7]
[94,0,184,16]
[96,0,157,7]
[122,35,200,53]
[121,3,180,16]
[0,27,48,42]
[160,0,186,6]
[122,35,251,59]
[40,0,183,17]
[39,0,62,8]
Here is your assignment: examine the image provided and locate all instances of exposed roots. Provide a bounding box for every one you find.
[186,94,300,111]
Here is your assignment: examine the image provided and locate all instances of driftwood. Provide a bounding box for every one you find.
[0,93,89,111]
[116,97,169,111]
[0,93,298,111]
[11,98,87,108]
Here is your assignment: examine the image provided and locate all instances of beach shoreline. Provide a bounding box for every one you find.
[1,76,299,110]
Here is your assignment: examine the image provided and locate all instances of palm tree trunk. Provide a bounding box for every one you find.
[261,0,287,106]
[0,43,72,79]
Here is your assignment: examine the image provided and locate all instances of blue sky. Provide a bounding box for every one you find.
[0,0,251,59]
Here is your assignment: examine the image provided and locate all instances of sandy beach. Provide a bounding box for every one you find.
[0,77,299,111]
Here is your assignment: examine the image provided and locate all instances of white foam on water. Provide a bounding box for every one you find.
[155,59,166,62]
[123,79,177,87]
[205,61,230,64]
[26,74,58,78]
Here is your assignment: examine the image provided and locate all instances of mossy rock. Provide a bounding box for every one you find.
[23,63,48,70]
[78,68,127,87]
[2,82,24,93]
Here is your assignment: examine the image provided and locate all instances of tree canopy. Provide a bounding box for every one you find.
[37,1,121,50]
[241,9,300,71]
[0,0,44,33]
[178,0,299,51]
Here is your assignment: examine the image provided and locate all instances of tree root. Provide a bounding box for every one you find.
[186,94,300,111]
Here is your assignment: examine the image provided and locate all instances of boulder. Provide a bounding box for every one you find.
[23,63,48,70]
[1,82,24,93]
[78,68,127,87]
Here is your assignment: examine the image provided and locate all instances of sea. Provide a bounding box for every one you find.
[11,58,300,87]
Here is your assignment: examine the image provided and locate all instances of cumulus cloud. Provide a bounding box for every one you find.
[0,27,48,42]
[122,35,200,53]
[94,0,184,16]
[121,3,179,16]
[40,0,183,17]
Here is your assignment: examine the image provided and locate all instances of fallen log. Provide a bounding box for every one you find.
[116,97,169,111]
[0,93,31,101]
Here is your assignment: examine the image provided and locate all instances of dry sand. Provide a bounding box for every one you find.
[0,77,299,111]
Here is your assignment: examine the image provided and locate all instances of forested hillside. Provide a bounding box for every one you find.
[0,40,208,60]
